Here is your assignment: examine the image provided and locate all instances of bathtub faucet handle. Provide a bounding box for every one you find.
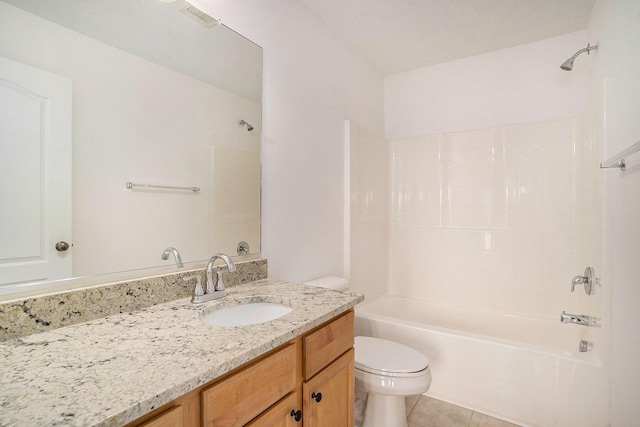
[570,267,595,295]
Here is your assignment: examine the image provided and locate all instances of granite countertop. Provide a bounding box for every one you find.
[0,279,363,427]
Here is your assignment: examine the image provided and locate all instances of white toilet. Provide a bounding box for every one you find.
[303,276,432,427]
[354,336,431,427]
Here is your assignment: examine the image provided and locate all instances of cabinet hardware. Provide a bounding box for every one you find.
[290,409,302,421]
[311,392,322,402]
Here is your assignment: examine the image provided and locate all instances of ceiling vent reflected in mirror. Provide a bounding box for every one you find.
[180,2,220,27]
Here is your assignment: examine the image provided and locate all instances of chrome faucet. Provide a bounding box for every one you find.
[560,311,601,328]
[206,253,236,292]
[161,247,183,268]
[188,253,236,304]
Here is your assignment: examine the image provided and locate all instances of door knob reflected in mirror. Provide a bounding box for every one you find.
[55,241,70,252]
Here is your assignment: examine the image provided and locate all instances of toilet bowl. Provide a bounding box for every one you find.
[354,336,431,427]
[302,277,432,427]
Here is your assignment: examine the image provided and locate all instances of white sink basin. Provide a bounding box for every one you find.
[200,302,293,326]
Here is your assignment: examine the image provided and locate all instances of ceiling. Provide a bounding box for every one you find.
[299,0,596,76]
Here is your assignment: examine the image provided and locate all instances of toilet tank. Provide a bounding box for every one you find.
[303,276,349,291]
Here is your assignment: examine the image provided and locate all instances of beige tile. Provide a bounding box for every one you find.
[469,412,521,427]
[405,395,421,416]
[408,396,473,427]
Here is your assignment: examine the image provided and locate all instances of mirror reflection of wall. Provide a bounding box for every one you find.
[0,0,261,293]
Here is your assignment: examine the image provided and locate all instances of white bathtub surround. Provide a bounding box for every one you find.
[388,117,601,325]
[356,295,608,426]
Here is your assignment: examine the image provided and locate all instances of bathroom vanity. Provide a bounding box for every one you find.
[0,278,363,426]
[131,310,355,427]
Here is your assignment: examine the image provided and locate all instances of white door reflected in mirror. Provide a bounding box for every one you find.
[0,57,72,286]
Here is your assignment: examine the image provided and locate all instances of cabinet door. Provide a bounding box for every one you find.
[303,348,354,427]
[246,392,301,427]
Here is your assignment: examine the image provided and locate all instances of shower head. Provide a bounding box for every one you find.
[239,120,254,131]
[561,43,597,71]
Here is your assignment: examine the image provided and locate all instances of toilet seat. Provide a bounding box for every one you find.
[354,336,430,378]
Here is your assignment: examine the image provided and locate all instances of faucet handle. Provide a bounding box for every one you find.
[183,275,203,296]
[215,270,226,292]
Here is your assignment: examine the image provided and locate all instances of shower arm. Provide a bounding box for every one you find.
[568,44,596,62]
[561,43,597,71]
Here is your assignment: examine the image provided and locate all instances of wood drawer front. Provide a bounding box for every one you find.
[202,343,297,427]
[138,405,183,427]
[303,310,354,380]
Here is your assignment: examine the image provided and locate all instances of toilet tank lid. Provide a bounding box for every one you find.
[302,276,349,291]
[354,336,429,374]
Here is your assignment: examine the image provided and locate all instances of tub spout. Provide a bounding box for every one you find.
[560,311,601,327]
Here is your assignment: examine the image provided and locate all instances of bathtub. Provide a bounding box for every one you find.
[354,295,608,427]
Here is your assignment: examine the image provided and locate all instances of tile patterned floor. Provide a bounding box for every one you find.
[406,396,521,427]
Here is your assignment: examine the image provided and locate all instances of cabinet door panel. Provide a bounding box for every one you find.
[246,392,300,427]
[202,343,297,426]
[303,348,354,427]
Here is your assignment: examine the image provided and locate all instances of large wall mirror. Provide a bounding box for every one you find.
[0,0,262,296]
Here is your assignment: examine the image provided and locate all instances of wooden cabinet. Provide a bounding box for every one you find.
[127,310,354,427]
[302,311,355,427]
[303,349,354,427]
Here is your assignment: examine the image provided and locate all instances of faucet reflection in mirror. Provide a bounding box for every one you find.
[161,247,183,268]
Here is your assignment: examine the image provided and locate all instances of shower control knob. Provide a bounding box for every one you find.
[570,267,595,295]
[311,392,322,402]
[55,241,70,252]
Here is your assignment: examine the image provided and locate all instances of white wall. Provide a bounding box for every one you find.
[385,31,590,139]
[588,0,640,425]
[194,0,385,282]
